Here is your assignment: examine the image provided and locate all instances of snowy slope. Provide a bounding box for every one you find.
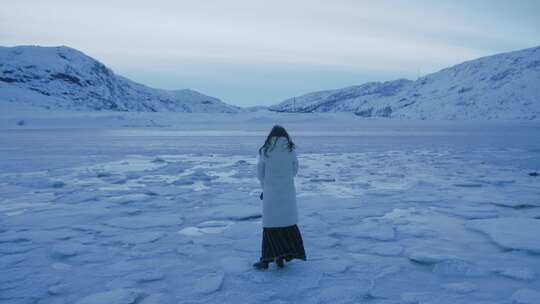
[269,79,412,114]
[270,45,540,120]
[0,46,242,112]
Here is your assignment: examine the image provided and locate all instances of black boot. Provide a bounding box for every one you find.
[276,258,284,268]
[253,260,269,270]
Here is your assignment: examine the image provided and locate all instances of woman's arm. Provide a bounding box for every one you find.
[257,153,265,187]
[293,151,299,176]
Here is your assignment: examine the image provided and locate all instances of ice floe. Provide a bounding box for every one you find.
[467,217,540,253]
[106,214,183,229]
[1,122,540,303]
[511,288,540,304]
[75,288,142,304]
[193,272,224,294]
[495,267,536,281]
[441,282,477,294]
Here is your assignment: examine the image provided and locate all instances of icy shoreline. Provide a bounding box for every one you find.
[2,109,540,130]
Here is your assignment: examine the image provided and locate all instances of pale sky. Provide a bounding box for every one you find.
[1,0,539,106]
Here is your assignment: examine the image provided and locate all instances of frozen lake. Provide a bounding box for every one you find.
[2,120,539,171]
[1,118,540,304]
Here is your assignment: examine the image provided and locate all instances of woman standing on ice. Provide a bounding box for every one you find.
[253,125,306,270]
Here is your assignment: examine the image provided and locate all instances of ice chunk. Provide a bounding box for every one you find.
[197,220,232,228]
[454,183,483,188]
[487,187,540,208]
[405,248,458,265]
[187,170,218,182]
[134,271,165,283]
[433,260,489,277]
[364,189,403,197]
[151,157,166,163]
[309,177,336,182]
[475,178,516,187]
[191,235,231,246]
[100,174,128,185]
[495,267,536,281]
[106,214,182,229]
[231,237,258,252]
[4,174,61,189]
[109,232,164,245]
[368,243,404,256]
[193,272,224,294]
[156,162,188,176]
[511,289,540,304]
[490,198,540,208]
[317,258,351,275]
[75,288,142,304]
[0,193,54,215]
[48,283,67,295]
[106,194,152,205]
[0,255,25,268]
[305,236,339,249]
[172,177,195,185]
[177,227,204,237]
[436,205,498,220]
[441,282,477,294]
[220,256,249,273]
[51,243,85,258]
[96,171,113,178]
[176,243,207,257]
[139,293,167,304]
[0,234,31,244]
[51,263,72,271]
[316,283,371,303]
[397,223,438,238]
[330,221,395,241]
[203,205,261,221]
[105,261,143,274]
[55,191,100,204]
[223,221,260,239]
[466,217,540,253]
[51,180,66,188]
[234,159,249,166]
[178,221,232,237]
[400,292,432,303]
[71,224,107,233]
[197,220,233,234]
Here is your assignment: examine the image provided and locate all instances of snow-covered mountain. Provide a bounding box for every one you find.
[270,46,540,120]
[0,46,241,112]
[269,79,412,114]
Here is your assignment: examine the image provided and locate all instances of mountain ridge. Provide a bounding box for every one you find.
[0,45,241,113]
[269,45,540,120]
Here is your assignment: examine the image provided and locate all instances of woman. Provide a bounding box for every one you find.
[253,125,306,270]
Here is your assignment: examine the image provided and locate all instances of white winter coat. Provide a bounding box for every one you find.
[257,136,299,228]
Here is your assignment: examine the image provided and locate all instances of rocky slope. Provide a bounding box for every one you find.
[0,46,241,112]
[270,45,540,120]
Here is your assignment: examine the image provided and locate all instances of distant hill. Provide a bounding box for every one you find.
[0,45,241,113]
[270,46,540,120]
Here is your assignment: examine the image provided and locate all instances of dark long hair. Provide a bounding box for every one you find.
[259,125,295,157]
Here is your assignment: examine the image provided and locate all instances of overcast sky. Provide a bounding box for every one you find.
[1,0,539,106]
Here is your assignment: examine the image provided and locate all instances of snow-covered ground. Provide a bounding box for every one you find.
[1,113,540,304]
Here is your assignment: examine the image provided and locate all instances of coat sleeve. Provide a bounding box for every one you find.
[293,151,299,176]
[257,152,265,187]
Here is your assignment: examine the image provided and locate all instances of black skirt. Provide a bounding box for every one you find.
[261,224,306,262]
